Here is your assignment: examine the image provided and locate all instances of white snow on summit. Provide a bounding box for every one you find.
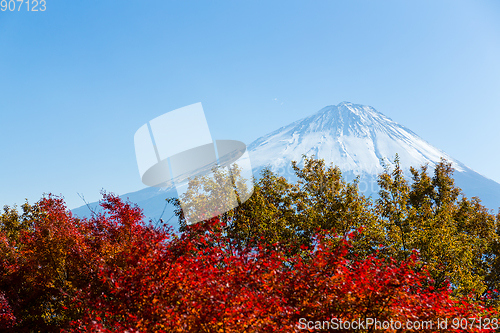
[248,102,466,177]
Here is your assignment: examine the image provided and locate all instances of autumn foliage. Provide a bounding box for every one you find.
[0,157,499,332]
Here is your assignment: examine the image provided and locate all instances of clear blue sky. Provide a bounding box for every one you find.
[1,0,499,209]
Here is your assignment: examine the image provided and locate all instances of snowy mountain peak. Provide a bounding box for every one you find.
[248,102,466,179]
[303,102,398,137]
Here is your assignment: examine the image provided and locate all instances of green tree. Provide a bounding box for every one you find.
[376,156,498,297]
[172,157,382,257]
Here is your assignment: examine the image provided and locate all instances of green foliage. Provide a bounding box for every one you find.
[376,155,498,297]
[172,157,382,257]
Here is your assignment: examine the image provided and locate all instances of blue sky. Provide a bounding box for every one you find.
[1,0,499,209]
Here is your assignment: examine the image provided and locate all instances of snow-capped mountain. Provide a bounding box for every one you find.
[72,102,500,229]
[249,102,465,176]
[248,101,499,209]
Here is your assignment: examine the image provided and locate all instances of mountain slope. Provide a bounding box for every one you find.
[248,101,500,210]
[71,186,179,228]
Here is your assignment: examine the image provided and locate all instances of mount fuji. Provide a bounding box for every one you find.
[72,102,500,228]
[249,102,464,183]
[248,102,500,209]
